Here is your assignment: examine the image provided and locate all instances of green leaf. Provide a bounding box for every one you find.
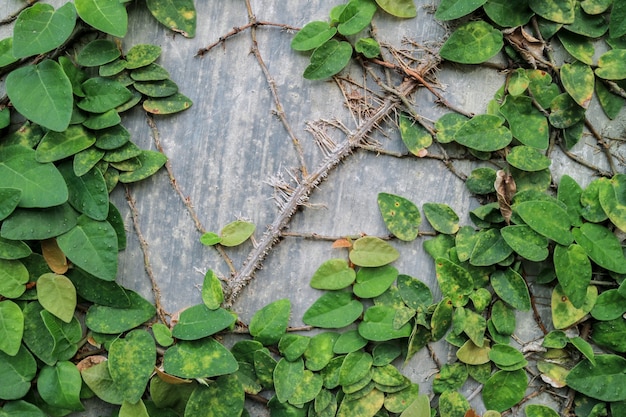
[566,355,626,401]
[456,339,491,365]
[506,146,551,172]
[355,37,381,58]
[274,357,304,403]
[499,96,549,149]
[558,31,595,65]
[0,345,36,400]
[610,0,626,37]
[13,3,76,59]
[483,0,534,27]
[482,369,527,412]
[423,203,459,234]
[303,291,363,328]
[501,225,549,262]
[37,361,84,411]
[553,244,591,308]
[310,258,356,290]
[118,150,168,183]
[37,273,76,323]
[0,188,21,221]
[57,215,118,281]
[85,289,156,334]
[0,38,18,68]
[551,284,597,329]
[595,49,626,80]
[491,268,531,311]
[2,400,46,416]
[336,386,384,417]
[0,300,23,356]
[435,113,469,144]
[172,305,236,340]
[564,2,608,37]
[6,60,73,132]
[130,63,170,81]
[152,322,174,347]
[83,109,121,130]
[488,344,527,370]
[431,297,453,340]
[515,200,573,245]
[142,93,193,114]
[75,0,127,37]
[358,305,412,341]
[119,399,149,417]
[1,204,77,241]
[470,228,514,266]
[581,0,612,14]
[525,404,560,417]
[278,334,310,361]
[573,222,626,273]
[454,114,512,151]
[199,232,221,246]
[592,318,626,352]
[337,0,377,36]
[290,370,323,405]
[435,0,487,21]
[349,236,399,267]
[59,162,108,221]
[73,147,105,177]
[440,21,504,64]
[164,338,238,379]
[145,0,196,38]
[398,274,432,310]
[67,268,129,308]
[185,375,244,416]
[249,298,290,345]
[81,361,124,405]
[0,236,31,260]
[529,0,575,23]
[35,126,95,164]
[399,114,432,156]
[435,257,473,307]
[375,0,417,17]
[109,329,156,404]
[354,265,398,298]
[377,193,421,241]
[126,44,162,70]
[595,76,625,119]
[549,93,586,128]
[201,269,223,309]
[591,289,626,321]
[527,69,560,109]
[303,39,353,80]
[76,39,121,67]
[219,220,255,247]
[570,336,596,365]
[466,168,497,195]
[439,390,471,417]
[339,351,373,387]
[0,259,28,298]
[291,21,337,51]
[599,175,626,233]
[560,62,594,108]
[78,77,132,113]
[333,330,367,354]
[303,332,339,373]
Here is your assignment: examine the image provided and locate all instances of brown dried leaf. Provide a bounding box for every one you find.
[41,238,69,274]
[503,27,548,69]
[465,410,481,417]
[154,366,193,384]
[495,170,516,224]
[76,355,107,372]
[332,238,352,248]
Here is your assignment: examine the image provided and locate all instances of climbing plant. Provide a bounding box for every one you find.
[0,0,625,416]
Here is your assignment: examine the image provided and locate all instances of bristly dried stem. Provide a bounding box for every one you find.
[125,186,169,324]
[224,79,421,306]
[584,118,618,176]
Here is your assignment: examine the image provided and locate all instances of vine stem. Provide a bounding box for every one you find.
[224,79,420,307]
[145,114,238,276]
[124,186,169,324]
[243,0,309,177]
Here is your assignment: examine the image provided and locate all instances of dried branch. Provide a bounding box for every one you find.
[224,79,420,306]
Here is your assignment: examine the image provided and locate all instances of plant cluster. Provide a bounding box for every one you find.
[0,0,625,416]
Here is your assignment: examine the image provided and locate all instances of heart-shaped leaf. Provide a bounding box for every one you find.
[440,21,503,64]
[109,330,156,404]
[491,268,531,311]
[85,290,156,334]
[377,193,421,241]
[453,114,512,151]
[145,0,196,38]
[551,284,597,329]
[435,0,487,21]
[13,3,76,59]
[303,292,363,328]
[291,21,337,51]
[6,60,73,132]
[553,244,591,308]
[37,273,76,323]
[349,236,399,267]
[0,300,23,356]
[75,0,127,37]
[499,96,549,149]
[303,39,352,80]
[163,338,238,379]
[172,304,236,340]
[249,298,290,345]
[566,354,626,401]
[184,375,244,417]
[482,369,527,412]
[375,0,416,17]
[37,361,84,411]
[310,258,356,290]
[561,62,594,108]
